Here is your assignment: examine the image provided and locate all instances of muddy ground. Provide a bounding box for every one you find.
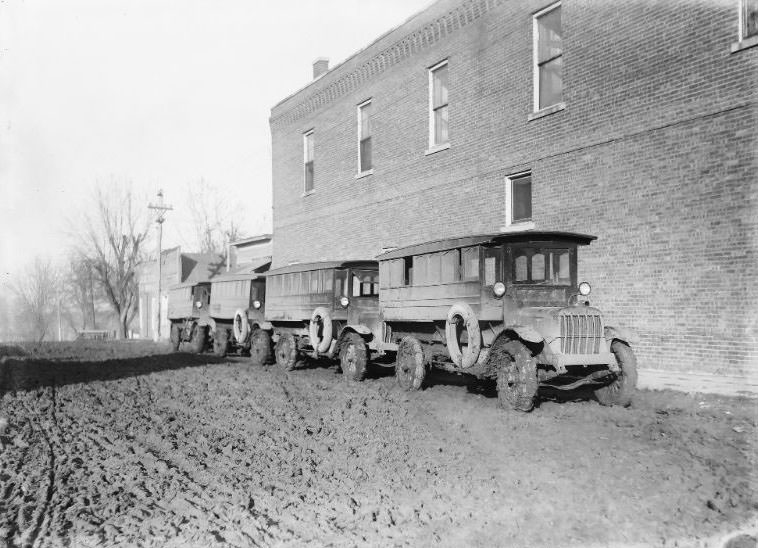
[0,342,756,548]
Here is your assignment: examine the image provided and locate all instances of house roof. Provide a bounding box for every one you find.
[377,231,597,261]
[180,253,225,283]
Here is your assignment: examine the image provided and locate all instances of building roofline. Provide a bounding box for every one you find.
[271,0,437,111]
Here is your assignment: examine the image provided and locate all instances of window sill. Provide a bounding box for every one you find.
[355,169,374,179]
[302,190,315,197]
[499,221,536,233]
[424,142,450,156]
[731,35,758,53]
[528,102,566,121]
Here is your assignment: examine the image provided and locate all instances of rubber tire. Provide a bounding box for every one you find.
[395,336,426,391]
[309,307,333,354]
[190,324,206,354]
[250,329,272,366]
[170,323,181,351]
[445,302,481,369]
[233,309,249,345]
[274,332,298,371]
[594,341,638,407]
[213,328,228,358]
[496,340,538,412]
[340,332,368,382]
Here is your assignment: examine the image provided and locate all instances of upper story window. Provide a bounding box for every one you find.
[429,60,449,147]
[358,99,372,173]
[742,0,758,40]
[534,3,563,111]
[505,172,533,227]
[303,130,314,193]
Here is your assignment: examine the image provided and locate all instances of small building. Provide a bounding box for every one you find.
[137,247,224,340]
[226,234,273,271]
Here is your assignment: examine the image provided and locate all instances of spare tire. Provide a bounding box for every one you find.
[232,309,249,344]
[309,307,333,354]
[445,302,481,369]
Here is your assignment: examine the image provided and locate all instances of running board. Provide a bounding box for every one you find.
[539,370,615,390]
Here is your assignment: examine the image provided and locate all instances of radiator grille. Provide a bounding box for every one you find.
[559,311,603,354]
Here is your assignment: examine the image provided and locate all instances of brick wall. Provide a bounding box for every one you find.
[270,0,758,375]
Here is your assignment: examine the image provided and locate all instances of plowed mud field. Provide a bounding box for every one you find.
[0,341,756,548]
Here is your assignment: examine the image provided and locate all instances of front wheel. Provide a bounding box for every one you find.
[170,323,181,351]
[395,336,426,391]
[250,329,272,366]
[274,332,298,371]
[340,332,368,382]
[496,339,538,412]
[594,341,638,407]
[213,328,228,357]
[190,324,206,354]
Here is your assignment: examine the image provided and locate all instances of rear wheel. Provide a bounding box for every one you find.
[190,324,206,354]
[340,332,368,381]
[170,323,180,351]
[213,328,228,357]
[496,339,538,412]
[594,341,638,407]
[395,336,426,391]
[274,332,298,371]
[250,329,272,366]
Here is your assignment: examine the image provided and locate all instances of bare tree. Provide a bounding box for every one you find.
[75,184,150,339]
[186,178,246,257]
[10,258,59,342]
[65,254,98,331]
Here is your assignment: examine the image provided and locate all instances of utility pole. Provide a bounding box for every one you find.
[148,190,173,341]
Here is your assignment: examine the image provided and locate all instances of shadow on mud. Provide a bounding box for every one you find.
[424,369,603,406]
[0,352,227,394]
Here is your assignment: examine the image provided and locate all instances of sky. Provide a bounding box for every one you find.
[0,0,432,282]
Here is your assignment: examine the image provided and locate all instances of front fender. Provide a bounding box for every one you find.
[604,325,639,345]
[344,324,373,338]
[508,325,544,344]
[197,317,215,330]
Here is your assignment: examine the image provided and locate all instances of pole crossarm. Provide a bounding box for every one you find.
[148,189,173,224]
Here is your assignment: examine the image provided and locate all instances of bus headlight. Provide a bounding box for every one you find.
[493,282,506,298]
[579,282,591,296]
[252,300,261,309]
[339,296,350,308]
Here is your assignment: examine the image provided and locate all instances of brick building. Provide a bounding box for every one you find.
[269,0,758,377]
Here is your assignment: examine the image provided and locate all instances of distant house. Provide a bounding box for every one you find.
[137,247,224,340]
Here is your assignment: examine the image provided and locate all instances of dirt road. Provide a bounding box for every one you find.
[1,342,756,547]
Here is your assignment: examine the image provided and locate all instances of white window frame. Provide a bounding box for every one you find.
[532,1,563,113]
[427,59,450,153]
[502,171,535,232]
[356,98,373,177]
[733,0,758,51]
[303,129,314,195]
[740,0,758,40]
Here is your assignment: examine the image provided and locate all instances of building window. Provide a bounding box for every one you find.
[429,60,449,147]
[505,172,532,226]
[534,3,563,111]
[303,130,314,193]
[358,99,372,173]
[742,0,758,40]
